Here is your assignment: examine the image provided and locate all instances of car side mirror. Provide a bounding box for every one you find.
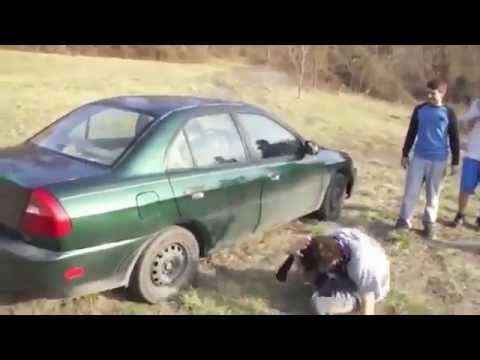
[304,140,320,155]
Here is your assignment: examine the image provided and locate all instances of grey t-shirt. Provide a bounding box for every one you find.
[332,228,390,301]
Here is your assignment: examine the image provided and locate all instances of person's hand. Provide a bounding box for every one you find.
[451,165,458,176]
[401,156,409,170]
[360,292,376,315]
[288,235,312,256]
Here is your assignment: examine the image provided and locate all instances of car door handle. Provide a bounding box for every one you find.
[185,188,205,199]
[191,191,204,200]
[267,173,280,181]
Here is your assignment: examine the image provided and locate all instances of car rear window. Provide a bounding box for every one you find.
[31,104,155,166]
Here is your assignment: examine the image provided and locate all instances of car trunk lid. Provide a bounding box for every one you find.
[0,142,109,231]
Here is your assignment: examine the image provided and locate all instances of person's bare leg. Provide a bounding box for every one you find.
[454,192,471,226]
[458,192,470,214]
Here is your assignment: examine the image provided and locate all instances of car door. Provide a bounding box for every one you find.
[234,112,325,231]
[166,110,264,253]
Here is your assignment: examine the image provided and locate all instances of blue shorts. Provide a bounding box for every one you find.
[460,157,480,194]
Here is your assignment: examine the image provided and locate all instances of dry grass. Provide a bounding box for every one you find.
[0,49,479,315]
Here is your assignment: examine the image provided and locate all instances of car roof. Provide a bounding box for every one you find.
[90,95,250,118]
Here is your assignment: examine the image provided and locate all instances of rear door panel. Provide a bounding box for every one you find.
[166,110,263,253]
[168,166,263,251]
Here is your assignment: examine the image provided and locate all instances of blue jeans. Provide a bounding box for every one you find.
[460,157,480,194]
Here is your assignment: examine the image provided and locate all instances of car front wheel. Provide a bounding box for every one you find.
[128,226,200,304]
[317,172,347,222]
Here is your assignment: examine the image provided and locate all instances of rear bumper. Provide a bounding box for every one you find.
[0,235,147,298]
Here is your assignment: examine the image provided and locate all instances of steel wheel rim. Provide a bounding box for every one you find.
[151,243,188,286]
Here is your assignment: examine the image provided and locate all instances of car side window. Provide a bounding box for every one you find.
[167,131,194,171]
[236,113,302,160]
[184,113,246,168]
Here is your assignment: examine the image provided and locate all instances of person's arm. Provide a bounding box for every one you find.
[460,99,480,131]
[401,106,420,168]
[359,292,376,315]
[276,236,312,282]
[345,252,381,315]
[447,108,460,169]
[275,255,295,282]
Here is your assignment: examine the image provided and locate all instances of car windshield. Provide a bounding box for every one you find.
[30,104,156,166]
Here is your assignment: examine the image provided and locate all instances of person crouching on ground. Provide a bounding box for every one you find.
[276,228,390,315]
[395,78,460,239]
[453,98,480,228]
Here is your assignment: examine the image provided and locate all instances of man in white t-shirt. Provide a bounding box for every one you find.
[276,228,390,315]
[453,98,480,228]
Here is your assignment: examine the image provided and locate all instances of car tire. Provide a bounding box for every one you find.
[128,226,200,304]
[317,172,347,222]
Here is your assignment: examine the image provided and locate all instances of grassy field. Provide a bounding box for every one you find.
[0,49,479,315]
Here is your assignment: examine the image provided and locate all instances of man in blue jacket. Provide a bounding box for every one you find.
[395,79,460,239]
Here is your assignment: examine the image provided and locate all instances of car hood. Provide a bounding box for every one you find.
[0,142,109,188]
[315,147,351,165]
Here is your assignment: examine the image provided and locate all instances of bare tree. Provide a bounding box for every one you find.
[288,45,310,98]
[311,46,319,89]
[312,46,329,88]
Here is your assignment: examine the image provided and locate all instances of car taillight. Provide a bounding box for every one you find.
[19,188,72,238]
[64,266,85,281]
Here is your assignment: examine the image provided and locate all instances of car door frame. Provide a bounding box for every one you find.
[230,109,324,230]
[163,105,256,173]
[164,105,265,251]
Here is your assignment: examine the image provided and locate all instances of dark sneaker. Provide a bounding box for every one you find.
[394,218,410,231]
[423,223,435,240]
[453,213,465,228]
[476,217,480,229]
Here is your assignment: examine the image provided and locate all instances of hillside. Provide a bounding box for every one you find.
[5,45,480,104]
[0,49,479,315]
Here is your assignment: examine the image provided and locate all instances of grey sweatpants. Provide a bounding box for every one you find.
[311,290,358,315]
[310,271,360,315]
[399,156,448,225]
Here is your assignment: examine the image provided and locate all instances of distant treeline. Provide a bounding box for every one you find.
[4,45,479,104]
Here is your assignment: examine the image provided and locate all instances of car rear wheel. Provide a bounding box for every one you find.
[128,226,200,304]
[317,172,347,222]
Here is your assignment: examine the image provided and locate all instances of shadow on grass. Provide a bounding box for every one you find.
[0,294,20,306]
[437,218,456,229]
[103,288,128,302]
[192,265,314,315]
[0,292,38,306]
[343,204,382,213]
[464,222,480,232]
[338,212,396,241]
[99,266,315,315]
[437,215,478,232]
[428,239,480,256]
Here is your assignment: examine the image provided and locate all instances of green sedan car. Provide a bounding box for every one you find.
[0,96,356,303]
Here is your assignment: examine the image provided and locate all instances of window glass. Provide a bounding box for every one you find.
[236,113,302,160]
[167,131,194,170]
[184,113,246,167]
[31,104,154,166]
